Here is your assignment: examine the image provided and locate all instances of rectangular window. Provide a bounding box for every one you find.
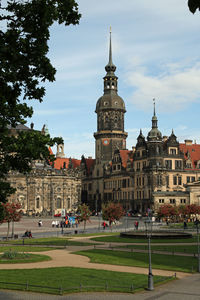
[186,176,190,183]
[170,148,176,155]
[175,160,182,169]
[191,177,195,182]
[166,176,169,187]
[178,176,182,185]
[173,176,177,185]
[159,199,164,203]
[180,199,186,204]
[170,199,175,204]
[165,160,172,169]
[157,175,162,186]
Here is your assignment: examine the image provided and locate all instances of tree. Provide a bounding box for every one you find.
[157,204,178,221]
[102,202,125,228]
[185,204,200,220]
[0,1,81,205]
[0,202,22,239]
[78,204,91,231]
[188,0,200,13]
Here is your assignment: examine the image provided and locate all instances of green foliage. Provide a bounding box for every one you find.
[188,0,200,13]
[0,0,81,202]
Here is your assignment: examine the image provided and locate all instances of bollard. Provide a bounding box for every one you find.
[105,282,108,290]
[26,281,29,290]
[130,284,134,291]
[174,273,176,278]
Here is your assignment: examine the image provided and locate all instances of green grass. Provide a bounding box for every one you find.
[0,267,171,294]
[0,237,94,247]
[91,235,197,244]
[75,249,198,273]
[119,244,198,254]
[0,245,55,252]
[0,252,51,264]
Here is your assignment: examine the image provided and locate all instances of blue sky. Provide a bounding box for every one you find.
[29,0,200,159]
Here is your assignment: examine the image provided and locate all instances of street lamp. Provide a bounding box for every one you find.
[144,218,154,291]
[194,220,200,272]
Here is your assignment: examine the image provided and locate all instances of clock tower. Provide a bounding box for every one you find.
[94,29,128,166]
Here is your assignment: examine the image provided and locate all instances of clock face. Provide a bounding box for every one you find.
[102,139,109,146]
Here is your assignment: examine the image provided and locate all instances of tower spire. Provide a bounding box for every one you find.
[109,26,113,65]
[153,98,156,117]
[105,27,116,74]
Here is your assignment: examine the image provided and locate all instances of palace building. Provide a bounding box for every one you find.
[6,32,200,215]
[80,32,200,214]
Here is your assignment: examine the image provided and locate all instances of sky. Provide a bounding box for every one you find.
[29,0,200,159]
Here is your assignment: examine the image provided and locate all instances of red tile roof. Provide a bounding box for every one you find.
[85,158,95,174]
[119,150,133,168]
[53,158,81,170]
[179,143,200,169]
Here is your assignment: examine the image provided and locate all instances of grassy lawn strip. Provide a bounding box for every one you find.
[0,253,51,264]
[0,237,94,247]
[75,249,198,273]
[0,267,171,294]
[0,246,55,252]
[91,235,197,244]
[119,244,198,254]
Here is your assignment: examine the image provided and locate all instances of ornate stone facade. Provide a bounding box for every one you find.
[7,162,81,216]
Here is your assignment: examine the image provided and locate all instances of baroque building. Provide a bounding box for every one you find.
[7,124,81,216]
[81,33,200,214]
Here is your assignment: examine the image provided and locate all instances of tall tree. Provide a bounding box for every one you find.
[188,0,200,13]
[0,0,81,205]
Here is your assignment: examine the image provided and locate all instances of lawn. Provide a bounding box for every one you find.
[119,244,198,254]
[0,252,51,264]
[0,267,171,294]
[0,237,94,247]
[90,235,197,244]
[0,245,56,252]
[75,249,198,273]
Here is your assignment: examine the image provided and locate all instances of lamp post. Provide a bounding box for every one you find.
[195,220,200,272]
[144,218,154,291]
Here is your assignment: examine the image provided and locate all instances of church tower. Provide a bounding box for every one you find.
[94,29,128,165]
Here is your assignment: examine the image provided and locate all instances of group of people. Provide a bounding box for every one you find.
[23,230,32,238]
[52,218,79,228]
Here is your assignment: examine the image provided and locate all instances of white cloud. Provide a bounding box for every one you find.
[126,62,200,112]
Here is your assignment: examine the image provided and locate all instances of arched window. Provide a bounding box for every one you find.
[36,196,40,209]
[57,197,61,209]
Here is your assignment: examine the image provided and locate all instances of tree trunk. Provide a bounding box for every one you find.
[11,220,14,238]
[6,221,10,240]
[84,220,86,231]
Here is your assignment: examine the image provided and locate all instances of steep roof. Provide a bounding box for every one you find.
[119,150,133,168]
[53,157,81,170]
[85,158,95,175]
[179,143,200,169]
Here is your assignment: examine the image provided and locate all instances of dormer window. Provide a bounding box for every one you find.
[170,148,177,155]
